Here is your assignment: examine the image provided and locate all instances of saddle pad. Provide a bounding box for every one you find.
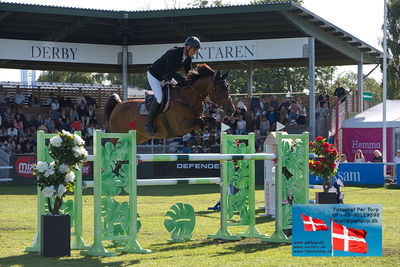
[139,87,171,115]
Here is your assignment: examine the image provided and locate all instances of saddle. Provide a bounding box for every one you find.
[139,85,171,115]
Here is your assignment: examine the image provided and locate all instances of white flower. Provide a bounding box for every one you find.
[50,135,63,147]
[73,146,88,158]
[36,161,49,173]
[73,135,85,146]
[44,168,55,178]
[57,184,66,197]
[64,172,75,183]
[42,186,56,198]
[80,147,88,157]
[49,161,55,168]
[58,163,69,174]
[61,130,72,137]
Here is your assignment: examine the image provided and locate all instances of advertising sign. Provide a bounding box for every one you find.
[292,204,382,257]
[342,128,392,162]
[10,155,94,184]
[310,163,385,185]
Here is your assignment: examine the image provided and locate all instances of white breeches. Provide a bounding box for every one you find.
[147,71,163,104]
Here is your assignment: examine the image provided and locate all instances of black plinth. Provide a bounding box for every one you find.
[315,192,337,204]
[41,214,70,257]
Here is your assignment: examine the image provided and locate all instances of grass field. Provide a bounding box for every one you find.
[0,184,399,267]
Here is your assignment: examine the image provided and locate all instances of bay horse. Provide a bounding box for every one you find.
[105,64,234,144]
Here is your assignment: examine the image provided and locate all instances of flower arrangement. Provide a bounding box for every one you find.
[309,136,339,192]
[34,130,87,215]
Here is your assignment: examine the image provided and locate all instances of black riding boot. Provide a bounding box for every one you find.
[145,101,161,135]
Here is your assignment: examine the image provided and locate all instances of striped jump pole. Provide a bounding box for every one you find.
[137,153,275,162]
[83,177,221,188]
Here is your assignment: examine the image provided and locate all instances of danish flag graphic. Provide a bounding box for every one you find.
[332,222,368,254]
[300,214,329,231]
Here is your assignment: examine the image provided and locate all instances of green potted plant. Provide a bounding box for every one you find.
[309,136,339,204]
[34,130,87,257]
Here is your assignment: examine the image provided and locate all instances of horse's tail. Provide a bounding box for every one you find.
[104,93,122,132]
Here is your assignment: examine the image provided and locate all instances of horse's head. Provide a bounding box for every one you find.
[208,70,234,116]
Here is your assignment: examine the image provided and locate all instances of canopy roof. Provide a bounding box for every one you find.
[342,100,400,128]
[0,1,384,72]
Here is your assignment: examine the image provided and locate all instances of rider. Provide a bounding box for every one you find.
[145,36,201,135]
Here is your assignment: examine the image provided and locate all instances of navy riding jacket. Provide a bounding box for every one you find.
[148,46,192,83]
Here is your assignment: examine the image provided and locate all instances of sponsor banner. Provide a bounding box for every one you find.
[10,155,93,184]
[10,157,264,184]
[292,204,382,257]
[147,161,220,178]
[310,163,385,185]
[131,38,308,64]
[342,128,392,163]
[0,37,308,65]
[0,38,120,64]
[12,155,36,184]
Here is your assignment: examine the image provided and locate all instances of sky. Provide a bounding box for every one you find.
[0,0,385,82]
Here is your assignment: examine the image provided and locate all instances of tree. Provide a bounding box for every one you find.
[251,0,303,4]
[106,73,149,89]
[333,71,382,107]
[188,0,223,7]
[387,0,400,99]
[38,71,101,84]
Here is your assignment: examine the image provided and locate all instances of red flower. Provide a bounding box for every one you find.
[309,162,314,168]
[330,163,336,168]
[331,149,338,156]
[322,142,330,148]
[317,164,323,171]
[309,142,313,148]
[314,161,320,165]
[324,148,331,154]
[320,158,326,162]
[315,136,324,142]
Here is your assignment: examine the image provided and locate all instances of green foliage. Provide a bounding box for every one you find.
[38,71,102,84]
[35,131,87,214]
[164,203,195,242]
[224,66,336,94]
[387,0,400,99]
[106,73,149,89]
[100,138,131,196]
[188,0,223,7]
[225,139,250,224]
[101,197,141,240]
[251,0,303,4]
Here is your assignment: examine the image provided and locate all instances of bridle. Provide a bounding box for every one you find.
[175,75,230,116]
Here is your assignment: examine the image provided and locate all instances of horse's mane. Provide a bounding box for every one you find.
[186,64,214,83]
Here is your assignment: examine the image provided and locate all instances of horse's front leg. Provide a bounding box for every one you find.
[181,117,204,134]
[201,116,217,129]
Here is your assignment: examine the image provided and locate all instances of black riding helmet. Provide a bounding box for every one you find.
[184,36,201,50]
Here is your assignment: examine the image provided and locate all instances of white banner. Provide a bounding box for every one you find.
[0,39,120,64]
[130,38,308,64]
[0,37,308,65]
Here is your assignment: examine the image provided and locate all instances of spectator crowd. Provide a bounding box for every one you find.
[0,88,99,155]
